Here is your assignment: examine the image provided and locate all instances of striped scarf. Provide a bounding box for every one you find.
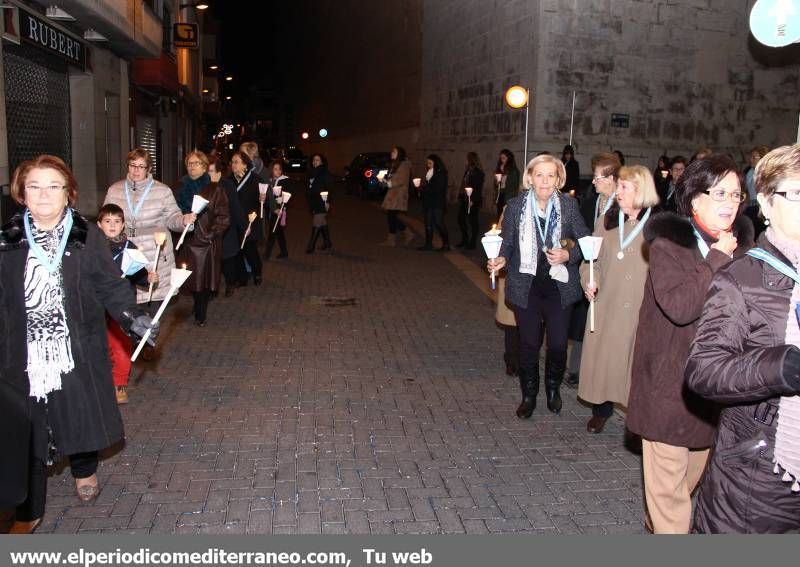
[25,213,74,401]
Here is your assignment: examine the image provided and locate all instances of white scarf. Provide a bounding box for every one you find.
[767,229,800,493]
[519,191,562,276]
[425,168,434,181]
[25,213,75,401]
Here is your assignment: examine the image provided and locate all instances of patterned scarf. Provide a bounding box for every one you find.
[177,173,210,213]
[766,228,800,493]
[25,212,74,401]
[519,191,561,276]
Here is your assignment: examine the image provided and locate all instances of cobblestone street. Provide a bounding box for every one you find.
[35,189,645,535]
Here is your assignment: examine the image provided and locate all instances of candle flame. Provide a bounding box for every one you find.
[492,224,497,231]
[182,263,187,270]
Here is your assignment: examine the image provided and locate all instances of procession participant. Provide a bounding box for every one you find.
[104,148,195,304]
[685,144,800,533]
[176,155,230,326]
[488,154,590,418]
[1,155,157,533]
[578,165,659,433]
[627,155,753,533]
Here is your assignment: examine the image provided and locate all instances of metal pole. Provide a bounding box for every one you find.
[569,90,576,148]
[523,89,530,166]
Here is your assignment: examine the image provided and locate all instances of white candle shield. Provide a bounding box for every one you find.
[578,236,604,332]
[481,234,503,290]
[131,267,193,362]
[176,195,210,250]
[320,191,329,203]
[273,192,292,232]
[120,248,149,278]
[413,178,421,188]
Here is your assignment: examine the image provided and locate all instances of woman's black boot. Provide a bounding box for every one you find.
[516,367,539,419]
[544,349,566,414]
[306,227,321,254]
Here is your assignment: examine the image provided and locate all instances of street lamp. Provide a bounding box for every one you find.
[209,65,218,70]
[319,128,328,138]
[504,85,529,165]
[301,132,310,140]
[225,75,233,81]
[179,2,209,9]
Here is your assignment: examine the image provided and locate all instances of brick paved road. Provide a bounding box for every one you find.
[34,187,645,535]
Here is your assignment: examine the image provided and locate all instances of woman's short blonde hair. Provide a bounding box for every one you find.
[618,165,660,209]
[755,144,800,197]
[523,154,567,190]
[184,150,209,170]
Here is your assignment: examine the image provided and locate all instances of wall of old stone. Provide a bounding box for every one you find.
[420,0,800,206]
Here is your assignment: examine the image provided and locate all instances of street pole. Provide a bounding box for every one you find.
[523,89,530,166]
[569,90,576,148]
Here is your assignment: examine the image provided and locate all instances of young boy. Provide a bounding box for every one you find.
[97,204,158,404]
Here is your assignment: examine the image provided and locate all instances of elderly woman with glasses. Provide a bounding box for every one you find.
[578,166,660,434]
[0,156,157,533]
[175,153,230,326]
[626,155,753,533]
[104,148,196,305]
[685,144,800,533]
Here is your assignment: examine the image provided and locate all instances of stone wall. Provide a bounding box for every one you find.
[420,0,800,206]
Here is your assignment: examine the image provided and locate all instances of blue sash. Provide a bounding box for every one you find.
[23,209,73,273]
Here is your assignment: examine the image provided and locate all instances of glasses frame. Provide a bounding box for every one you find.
[592,174,611,182]
[773,189,800,202]
[703,189,746,203]
[128,163,148,171]
[25,185,66,193]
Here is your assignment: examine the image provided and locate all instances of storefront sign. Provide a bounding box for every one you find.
[173,23,198,49]
[19,10,86,69]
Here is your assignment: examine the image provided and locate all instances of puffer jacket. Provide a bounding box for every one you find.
[104,176,184,303]
[685,232,800,533]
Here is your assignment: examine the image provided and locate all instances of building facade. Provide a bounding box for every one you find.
[0,0,207,222]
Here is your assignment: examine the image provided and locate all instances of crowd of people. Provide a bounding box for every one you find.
[0,142,331,533]
[488,143,800,534]
[0,137,798,535]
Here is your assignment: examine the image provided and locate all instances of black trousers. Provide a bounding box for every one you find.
[222,257,238,286]
[503,325,520,368]
[192,290,211,322]
[424,207,449,244]
[514,282,573,374]
[237,241,262,283]
[387,210,406,234]
[16,452,97,522]
[457,202,480,246]
[265,219,288,258]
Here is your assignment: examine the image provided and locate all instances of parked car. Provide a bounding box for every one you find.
[345,152,391,199]
[286,147,307,171]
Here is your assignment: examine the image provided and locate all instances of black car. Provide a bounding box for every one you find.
[345,152,391,199]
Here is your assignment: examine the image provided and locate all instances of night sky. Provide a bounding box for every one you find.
[208,1,299,110]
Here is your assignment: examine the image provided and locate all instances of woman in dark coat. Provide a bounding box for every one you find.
[417,154,450,252]
[176,155,230,326]
[306,153,332,254]
[456,152,485,250]
[228,151,263,286]
[0,155,156,532]
[685,144,800,534]
[495,149,521,218]
[626,155,754,533]
[488,154,590,418]
[263,160,290,260]
[561,144,580,195]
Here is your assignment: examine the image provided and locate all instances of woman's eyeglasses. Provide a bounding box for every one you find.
[128,163,148,171]
[774,189,800,202]
[704,189,745,203]
[25,185,65,193]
